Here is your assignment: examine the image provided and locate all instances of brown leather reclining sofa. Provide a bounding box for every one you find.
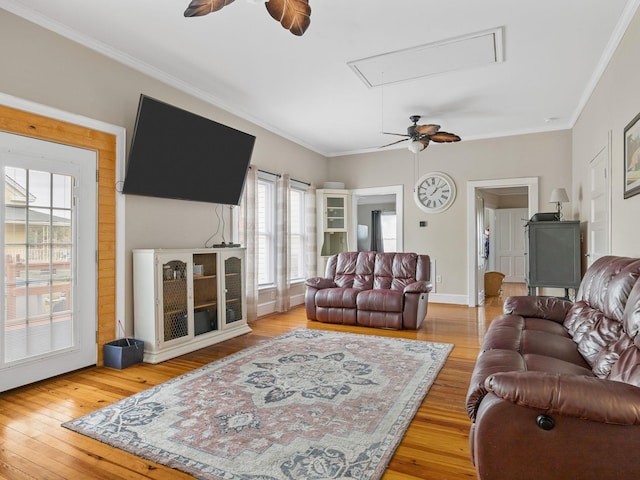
[466,255,640,480]
[304,251,432,330]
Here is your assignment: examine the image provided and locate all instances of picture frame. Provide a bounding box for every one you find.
[624,111,640,199]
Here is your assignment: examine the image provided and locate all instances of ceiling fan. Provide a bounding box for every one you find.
[184,0,311,36]
[381,115,461,153]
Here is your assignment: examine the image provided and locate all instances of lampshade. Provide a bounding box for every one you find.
[549,188,569,204]
[408,140,425,154]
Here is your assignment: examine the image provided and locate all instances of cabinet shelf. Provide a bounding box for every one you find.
[163,307,187,316]
[194,274,217,280]
[195,300,217,309]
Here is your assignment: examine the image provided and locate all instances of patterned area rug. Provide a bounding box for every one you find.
[63,329,453,480]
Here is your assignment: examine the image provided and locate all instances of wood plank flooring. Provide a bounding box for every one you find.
[0,284,525,480]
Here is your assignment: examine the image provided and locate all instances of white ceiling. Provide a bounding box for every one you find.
[2,0,639,157]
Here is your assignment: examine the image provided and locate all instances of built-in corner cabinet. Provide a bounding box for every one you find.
[133,248,250,363]
[316,189,351,276]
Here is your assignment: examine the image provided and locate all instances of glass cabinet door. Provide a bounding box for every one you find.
[223,255,243,325]
[161,259,188,342]
[325,195,346,231]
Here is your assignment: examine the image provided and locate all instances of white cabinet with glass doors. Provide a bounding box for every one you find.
[316,189,351,276]
[133,248,250,363]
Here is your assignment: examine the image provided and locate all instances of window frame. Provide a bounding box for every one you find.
[256,172,277,287]
[288,180,307,282]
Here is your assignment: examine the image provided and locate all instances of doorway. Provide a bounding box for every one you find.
[467,178,538,307]
[0,132,97,391]
[350,185,404,252]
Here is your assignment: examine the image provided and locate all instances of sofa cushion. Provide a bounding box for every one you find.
[315,307,357,325]
[622,278,640,337]
[490,314,571,337]
[315,287,359,309]
[480,319,590,368]
[357,311,403,329]
[576,316,624,366]
[373,252,418,290]
[522,353,592,375]
[607,334,640,387]
[590,272,640,378]
[592,335,635,378]
[332,251,377,290]
[356,289,403,313]
[570,256,640,328]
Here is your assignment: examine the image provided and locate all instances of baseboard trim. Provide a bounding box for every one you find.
[257,301,275,318]
[429,293,469,305]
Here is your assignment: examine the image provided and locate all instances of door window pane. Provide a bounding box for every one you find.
[4,167,75,363]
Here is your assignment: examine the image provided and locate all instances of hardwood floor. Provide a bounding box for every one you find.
[0,285,526,480]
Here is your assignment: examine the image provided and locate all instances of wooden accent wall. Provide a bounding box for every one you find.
[0,104,116,364]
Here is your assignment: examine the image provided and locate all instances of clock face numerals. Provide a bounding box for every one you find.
[414,172,456,213]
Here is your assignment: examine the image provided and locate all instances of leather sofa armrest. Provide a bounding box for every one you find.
[486,371,640,425]
[304,277,336,289]
[502,295,572,323]
[403,280,433,294]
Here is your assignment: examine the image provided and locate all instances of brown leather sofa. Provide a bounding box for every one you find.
[466,256,640,480]
[305,251,432,329]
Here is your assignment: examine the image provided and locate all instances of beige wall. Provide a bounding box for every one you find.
[0,10,328,328]
[329,130,572,296]
[3,6,638,312]
[573,7,640,257]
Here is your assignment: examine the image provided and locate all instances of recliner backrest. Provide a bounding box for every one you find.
[575,256,640,322]
[329,251,376,289]
[326,251,430,291]
[373,252,417,290]
[566,256,640,369]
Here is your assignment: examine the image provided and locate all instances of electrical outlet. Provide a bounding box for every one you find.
[436,275,442,283]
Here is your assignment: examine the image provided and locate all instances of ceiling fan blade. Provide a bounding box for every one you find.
[379,138,409,149]
[419,138,430,149]
[430,132,461,143]
[415,124,440,136]
[382,132,410,138]
[265,0,311,36]
[184,0,235,17]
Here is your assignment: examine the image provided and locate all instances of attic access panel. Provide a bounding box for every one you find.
[348,27,504,87]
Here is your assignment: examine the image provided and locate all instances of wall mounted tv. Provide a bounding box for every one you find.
[122,95,255,205]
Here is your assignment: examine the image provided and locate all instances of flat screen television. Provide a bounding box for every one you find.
[122,95,255,205]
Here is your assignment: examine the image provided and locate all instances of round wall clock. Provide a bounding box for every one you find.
[414,172,456,213]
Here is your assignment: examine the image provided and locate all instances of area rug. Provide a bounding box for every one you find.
[63,328,453,480]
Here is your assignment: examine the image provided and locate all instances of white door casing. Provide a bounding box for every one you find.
[467,178,538,307]
[587,138,611,267]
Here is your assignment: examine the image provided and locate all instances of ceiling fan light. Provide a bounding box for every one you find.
[408,140,425,153]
